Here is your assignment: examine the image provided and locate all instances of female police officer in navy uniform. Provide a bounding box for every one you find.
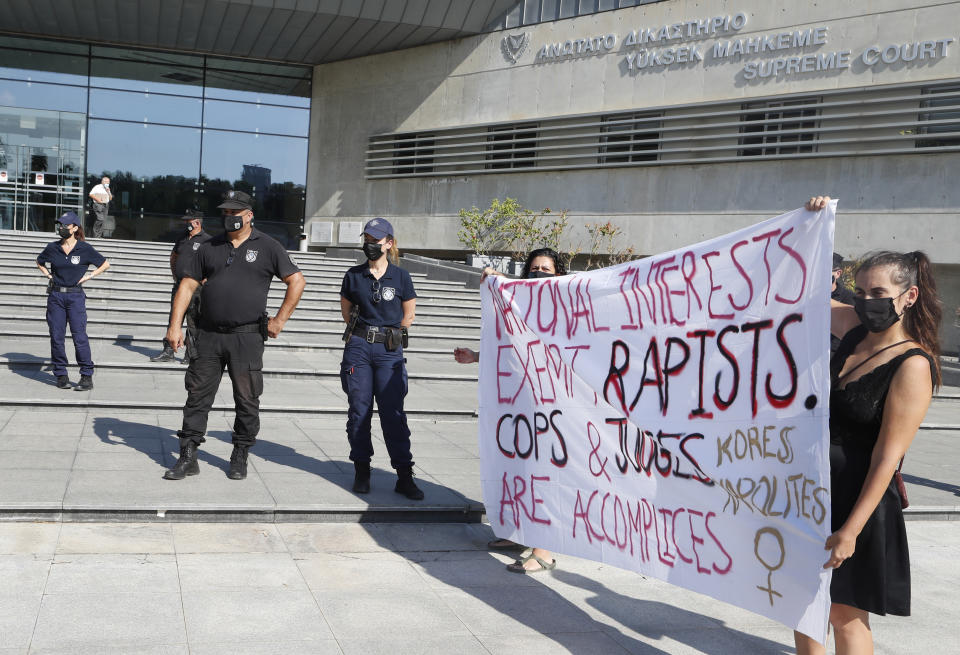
[35,211,110,390]
[340,217,422,500]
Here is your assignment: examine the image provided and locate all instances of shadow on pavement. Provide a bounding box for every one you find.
[554,568,794,654]
[113,334,159,358]
[903,472,960,498]
[2,351,59,385]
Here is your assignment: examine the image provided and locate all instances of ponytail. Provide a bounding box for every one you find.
[75,224,86,241]
[857,250,942,388]
[387,236,400,266]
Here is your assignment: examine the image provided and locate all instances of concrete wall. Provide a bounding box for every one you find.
[306,0,960,350]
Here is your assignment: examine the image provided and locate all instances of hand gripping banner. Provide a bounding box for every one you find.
[479,202,837,642]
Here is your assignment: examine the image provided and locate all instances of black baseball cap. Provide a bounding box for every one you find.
[217,190,253,211]
[181,208,204,220]
[832,252,844,270]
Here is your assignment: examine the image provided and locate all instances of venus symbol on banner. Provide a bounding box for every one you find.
[478,202,837,643]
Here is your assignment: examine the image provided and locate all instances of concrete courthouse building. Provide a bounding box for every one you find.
[1,0,959,349]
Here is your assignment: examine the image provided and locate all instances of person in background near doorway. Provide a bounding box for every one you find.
[88,176,112,238]
[453,247,563,574]
[35,211,110,390]
[152,209,211,363]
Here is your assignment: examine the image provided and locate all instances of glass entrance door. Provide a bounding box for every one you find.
[0,107,85,232]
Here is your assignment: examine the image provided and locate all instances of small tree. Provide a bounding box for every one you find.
[457,197,524,257]
[505,206,574,262]
[583,220,637,270]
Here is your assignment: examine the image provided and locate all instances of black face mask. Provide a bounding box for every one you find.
[526,270,555,279]
[186,223,196,234]
[57,226,72,239]
[363,241,384,261]
[854,292,906,333]
[223,215,244,232]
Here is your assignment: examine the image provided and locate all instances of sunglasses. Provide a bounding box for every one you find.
[371,280,381,304]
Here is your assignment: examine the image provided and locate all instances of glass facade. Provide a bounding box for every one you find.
[0,35,311,247]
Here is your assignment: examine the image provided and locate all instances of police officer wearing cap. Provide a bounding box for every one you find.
[340,217,422,500]
[35,211,110,390]
[163,190,305,481]
[151,209,211,362]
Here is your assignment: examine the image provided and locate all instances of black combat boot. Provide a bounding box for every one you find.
[394,465,424,501]
[164,442,199,480]
[352,461,371,494]
[75,375,93,391]
[151,342,176,362]
[228,444,249,480]
[56,375,71,389]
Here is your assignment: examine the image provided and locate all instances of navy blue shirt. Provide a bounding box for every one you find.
[340,262,417,328]
[37,240,106,287]
[185,228,300,327]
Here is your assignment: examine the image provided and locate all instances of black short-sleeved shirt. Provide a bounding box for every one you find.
[172,229,212,280]
[184,228,300,328]
[36,240,106,287]
[340,262,417,328]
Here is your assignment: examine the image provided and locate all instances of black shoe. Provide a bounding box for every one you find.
[74,375,93,391]
[228,445,249,480]
[150,346,176,362]
[394,465,424,501]
[352,461,371,494]
[164,442,199,480]
[56,375,71,389]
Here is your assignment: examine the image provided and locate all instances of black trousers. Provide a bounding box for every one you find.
[178,329,264,448]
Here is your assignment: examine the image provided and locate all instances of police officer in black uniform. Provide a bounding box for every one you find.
[151,209,211,362]
[163,190,306,480]
[340,217,422,500]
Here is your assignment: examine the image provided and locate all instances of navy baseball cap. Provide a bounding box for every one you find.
[217,190,253,211]
[57,211,80,226]
[362,217,394,240]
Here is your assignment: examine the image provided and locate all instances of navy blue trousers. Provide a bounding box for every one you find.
[46,291,93,377]
[340,335,412,468]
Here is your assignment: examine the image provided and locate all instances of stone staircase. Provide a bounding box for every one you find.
[0,229,485,522]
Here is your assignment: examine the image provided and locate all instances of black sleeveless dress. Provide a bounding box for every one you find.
[829,325,936,616]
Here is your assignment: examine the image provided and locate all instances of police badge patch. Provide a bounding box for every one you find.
[381,287,396,301]
[245,250,258,263]
[70,255,80,265]
[193,242,201,251]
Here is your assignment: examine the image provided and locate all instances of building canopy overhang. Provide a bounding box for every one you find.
[0,0,519,64]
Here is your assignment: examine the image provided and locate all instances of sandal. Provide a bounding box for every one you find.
[506,553,557,574]
[487,538,527,552]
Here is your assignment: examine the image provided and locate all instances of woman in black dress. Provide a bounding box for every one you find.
[797,198,942,655]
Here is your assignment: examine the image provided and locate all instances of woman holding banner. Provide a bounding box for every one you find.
[798,197,941,655]
[454,247,565,574]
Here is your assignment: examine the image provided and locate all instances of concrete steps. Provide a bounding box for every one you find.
[0,229,484,522]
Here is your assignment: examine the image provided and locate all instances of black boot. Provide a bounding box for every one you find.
[394,465,424,501]
[352,461,371,494]
[151,341,176,362]
[56,375,71,389]
[228,444,249,480]
[75,374,93,391]
[164,442,199,480]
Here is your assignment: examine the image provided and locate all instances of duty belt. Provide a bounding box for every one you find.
[202,321,260,334]
[352,324,394,344]
[51,285,83,293]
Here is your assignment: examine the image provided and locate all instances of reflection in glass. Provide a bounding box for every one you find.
[90,89,202,126]
[203,99,308,136]
[204,68,310,107]
[0,47,89,85]
[200,129,307,247]
[91,57,203,96]
[87,119,201,240]
[0,79,87,113]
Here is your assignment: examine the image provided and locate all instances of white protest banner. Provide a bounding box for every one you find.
[479,202,836,642]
